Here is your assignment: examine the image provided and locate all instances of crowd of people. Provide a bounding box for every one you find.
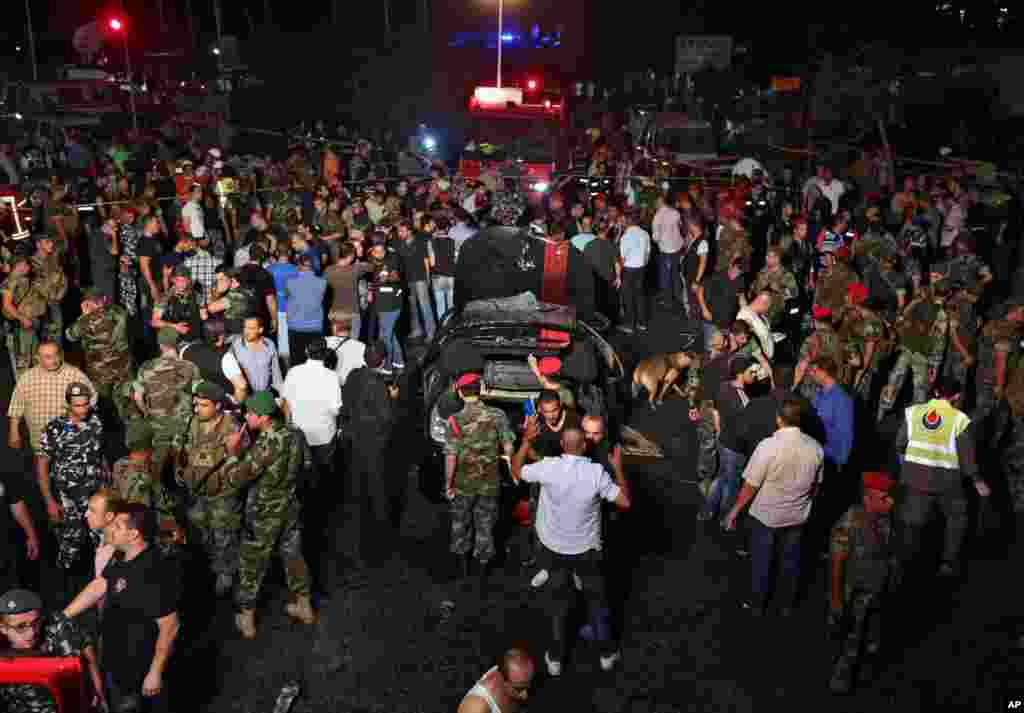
[0,115,1022,711]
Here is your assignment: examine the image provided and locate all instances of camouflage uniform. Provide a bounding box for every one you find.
[229,421,311,610]
[828,505,896,694]
[445,401,515,565]
[131,355,201,470]
[695,414,719,483]
[0,612,89,713]
[814,265,858,320]
[715,225,753,273]
[839,307,887,400]
[172,412,245,580]
[39,414,109,569]
[974,319,1022,422]
[117,223,140,316]
[1,270,47,376]
[155,287,204,344]
[750,267,799,326]
[65,303,133,419]
[30,252,67,345]
[943,292,979,392]
[111,455,181,555]
[222,285,260,341]
[797,323,843,401]
[878,298,948,421]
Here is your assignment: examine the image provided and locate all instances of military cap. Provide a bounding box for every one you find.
[193,381,227,402]
[157,326,180,346]
[0,589,42,615]
[124,419,154,450]
[65,382,93,402]
[244,391,278,416]
[173,264,192,280]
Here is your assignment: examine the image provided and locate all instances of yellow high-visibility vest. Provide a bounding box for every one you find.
[904,399,970,470]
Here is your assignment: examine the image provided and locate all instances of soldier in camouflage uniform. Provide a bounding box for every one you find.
[65,287,134,423]
[813,247,858,323]
[749,247,799,327]
[794,306,843,402]
[152,264,204,346]
[172,381,245,596]
[715,208,753,274]
[0,588,102,713]
[828,472,898,695]
[1,252,48,376]
[973,297,1024,422]
[203,268,261,342]
[37,382,109,598]
[838,283,888,401]
[131,326,202,474]
[29,235,67,346]
[224,391,313,639]
[877,282,950,422]
[444,373,516,586]
[111,420,184,553]
[943,282,980,394]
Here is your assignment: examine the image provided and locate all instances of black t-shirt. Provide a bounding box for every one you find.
[136,234,164,268]
[533,409,581,459]
[396,236,429,283]
[0,473,26,565]
[703,271,745,328]
[238,263,276,324]
[102,547,180,689]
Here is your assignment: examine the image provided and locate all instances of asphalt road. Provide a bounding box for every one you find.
[1,326,1022,712]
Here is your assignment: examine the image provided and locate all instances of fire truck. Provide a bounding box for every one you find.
[459,78,568,206]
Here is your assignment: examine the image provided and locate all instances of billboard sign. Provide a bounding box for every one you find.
[676,35,733,74]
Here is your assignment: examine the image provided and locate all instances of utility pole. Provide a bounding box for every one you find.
[24,0,38,81]
[384,0,391,34]
[185,0,196,55]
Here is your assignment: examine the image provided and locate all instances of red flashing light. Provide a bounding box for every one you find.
[544,100,551,108]
[527,79,538,90]
[109,18,123,31]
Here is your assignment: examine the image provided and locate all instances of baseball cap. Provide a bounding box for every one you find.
[124,419,154,451]
[157,326,180,346]
[0,589,42,615]
[65,382,93,402]
[244,391,277,416]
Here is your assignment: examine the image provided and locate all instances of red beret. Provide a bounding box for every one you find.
[862,471,895,492]
[812,306,832,320]
[456,373,481,389]
[537,357,562,376]
[847,282,869,305]
[719,202,739,220]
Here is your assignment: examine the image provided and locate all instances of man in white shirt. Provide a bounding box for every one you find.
[651,194,684,304]
[325,312,366,388]
[180,183,205,241]
[617,209,651,334]
[736,289,776,365]
[816,166,846,216]
[724,397,824,616]
[511,424,630,676]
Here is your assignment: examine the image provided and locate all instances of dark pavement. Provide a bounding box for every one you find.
[1,334,1022,712]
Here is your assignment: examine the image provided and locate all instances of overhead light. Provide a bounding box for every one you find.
[212,47,221,56]
[531,182,549,193]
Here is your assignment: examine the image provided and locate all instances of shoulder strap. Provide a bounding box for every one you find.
[447,414,462,438]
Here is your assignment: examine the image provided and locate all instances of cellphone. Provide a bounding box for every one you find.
[523,397,535,417]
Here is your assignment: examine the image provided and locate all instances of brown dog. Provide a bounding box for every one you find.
[632,351,701,408]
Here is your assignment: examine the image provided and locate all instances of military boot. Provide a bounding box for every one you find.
[235,609,257,639]
[285,596,317,626]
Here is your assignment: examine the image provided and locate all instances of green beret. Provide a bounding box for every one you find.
[157,326,180,346]
[194,380,226,402]
[244,391,277,416]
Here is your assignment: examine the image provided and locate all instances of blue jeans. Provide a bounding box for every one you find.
[701,447,746,520]
[749,517,803,608]
[655,250,681,298]
[432,275,455,324]
[377,309,404,368]
[407,280,436,340]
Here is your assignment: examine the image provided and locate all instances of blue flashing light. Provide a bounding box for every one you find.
[501,33,515,42]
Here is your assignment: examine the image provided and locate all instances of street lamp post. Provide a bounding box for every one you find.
[496,0,503,88]
[110,18,138,135]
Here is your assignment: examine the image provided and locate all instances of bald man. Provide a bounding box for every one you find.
[512,424,631,675]
[457,648,534,713]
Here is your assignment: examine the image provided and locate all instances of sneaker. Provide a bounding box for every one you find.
[573,573,583,591]
[616,325,635,334]
[544,651,562,677]
[377,367,394,376]
[599,650,622,671]
[637,324,649,332]
[696,510,713,522]
[392,362,406,370]
[531,569,550,588]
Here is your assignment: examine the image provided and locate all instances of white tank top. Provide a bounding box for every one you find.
[462,667,502,713]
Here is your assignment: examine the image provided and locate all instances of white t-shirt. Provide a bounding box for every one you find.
[181,200,205,238]
[521,454,621,555]
[619,226,651,269]
[282,359,342,446]
[220,351,243,382]
[816,178,846,215]
[652,206,684,254]
[325,335,366,387]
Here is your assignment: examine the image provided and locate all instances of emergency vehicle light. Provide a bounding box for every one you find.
[473,86,523,106]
